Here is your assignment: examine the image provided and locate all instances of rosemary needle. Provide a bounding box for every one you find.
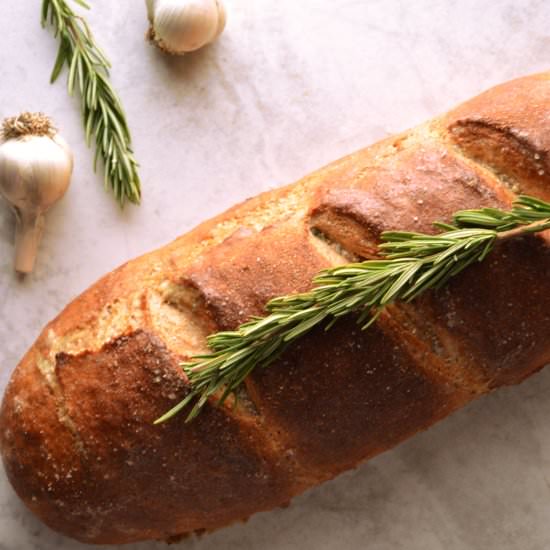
[41,0,141,206]
[155,195,550,424]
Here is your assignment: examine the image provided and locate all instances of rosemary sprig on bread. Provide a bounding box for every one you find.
[41,0,141,205]
[156,194,550,423]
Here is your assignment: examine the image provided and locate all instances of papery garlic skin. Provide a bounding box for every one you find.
[0,114,73,274]
[147,0,226,55]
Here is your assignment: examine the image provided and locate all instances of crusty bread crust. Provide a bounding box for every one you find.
[1,73,550,544]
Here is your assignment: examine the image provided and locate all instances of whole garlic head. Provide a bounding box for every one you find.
[0,113,73,274]
[147,0,227,55]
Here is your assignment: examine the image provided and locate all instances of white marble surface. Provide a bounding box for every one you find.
[0,0,549,548]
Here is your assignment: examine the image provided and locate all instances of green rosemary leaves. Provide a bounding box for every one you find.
[41,0,141,205]
[155,195,550,424]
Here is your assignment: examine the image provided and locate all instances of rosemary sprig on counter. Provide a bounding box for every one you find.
[41,0,141,205]
[156,195,550,424]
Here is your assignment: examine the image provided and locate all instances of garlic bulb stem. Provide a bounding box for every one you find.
[14,210,46,274]
[0,113,73,274]
[147,0,227,55]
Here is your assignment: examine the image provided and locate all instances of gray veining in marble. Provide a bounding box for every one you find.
[0,1,549,549]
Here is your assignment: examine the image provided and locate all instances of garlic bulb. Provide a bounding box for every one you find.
[146,0,227,55]
[0,113,73,274]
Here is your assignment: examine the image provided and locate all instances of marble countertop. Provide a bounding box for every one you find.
[1,1,549,549]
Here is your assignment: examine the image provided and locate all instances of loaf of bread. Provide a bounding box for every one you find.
[1,73,550,544]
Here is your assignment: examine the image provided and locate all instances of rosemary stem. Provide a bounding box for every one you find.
[496,220,550,240]
[41,0,141,205]
[155,196,550,424]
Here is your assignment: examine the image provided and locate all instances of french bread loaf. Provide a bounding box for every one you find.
[1,73,550,545]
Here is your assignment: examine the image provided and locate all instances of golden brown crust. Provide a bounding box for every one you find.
[1,72,550,544]
[444,72,550,200]
[246,313,473,474]
[2,331,306,544]
[309,140,514,256]
[183,219,335,330]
